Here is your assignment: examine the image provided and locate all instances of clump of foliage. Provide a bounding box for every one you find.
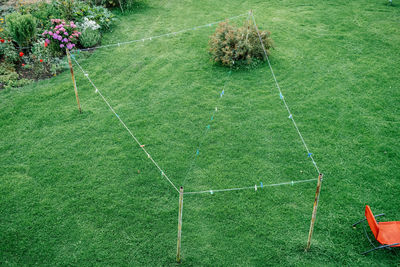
[60,1,115,31]
[79,18,101,48]
[209,20,273,68]
[89,0,139,11]
[0,62,31,89]
[79,28,101,48]
[24,40,66,78]
[5,12,36,47]
[0,39,19,63]
[18,1,61,29]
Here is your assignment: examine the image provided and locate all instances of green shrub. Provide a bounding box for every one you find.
[0,40,19,63]
[5,12,37,47]
[18,1,61,29]
[79,28,101,48]
[0,62,31,89]
[47,0,114,31]
[209,21,273,68]
[83,5,115,31]
[27,40,67,78]
[89,0,139,11]
[51,0,75,21]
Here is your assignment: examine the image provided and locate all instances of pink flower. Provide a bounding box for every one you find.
[60,44,64,48]
[56,31,60,34]
[45,39,50,44]
[57,35,62,41]
[62,38,68,43]
[53,34,58,39]
[66,43,73,50]
[64,32,68,36]
[49,31,53,36]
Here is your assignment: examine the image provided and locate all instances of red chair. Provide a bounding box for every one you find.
[352,205,400,254]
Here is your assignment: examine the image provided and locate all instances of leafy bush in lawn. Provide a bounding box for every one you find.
[5,12,37,47]
[209,21,273,68]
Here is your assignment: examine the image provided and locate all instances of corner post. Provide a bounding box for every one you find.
[176,186,184,263]
[305,173,323,251]
[66,49,82,114]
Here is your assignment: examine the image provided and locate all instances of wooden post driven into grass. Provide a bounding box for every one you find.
[305,173,324,251]
[66,49,82,114]
[176,186,184,263]
[117,0,124,13]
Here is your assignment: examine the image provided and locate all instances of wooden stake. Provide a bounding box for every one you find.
[305,173,323,251]
[176,186,184,263]
[66,49,82,114]
[118,0,124,13]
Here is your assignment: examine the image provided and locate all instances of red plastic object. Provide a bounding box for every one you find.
[365,205,400,247]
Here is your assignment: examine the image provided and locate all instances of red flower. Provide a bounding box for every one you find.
[40,59,43,63]
[0,39,4,43]
[22,64,25,66]
[19,52,24,57]
[44,42,48,47]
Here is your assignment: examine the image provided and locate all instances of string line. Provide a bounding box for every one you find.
[72,12,248,52]
[71,56,180,193]
[184,178,318,195]
[181,72,231,187]
[251,12,321,174]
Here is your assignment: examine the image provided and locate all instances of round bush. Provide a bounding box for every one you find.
[79,28,101,48]
[5,12,37,47]
[209,21,273,68]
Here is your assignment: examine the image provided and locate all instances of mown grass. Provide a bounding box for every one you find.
[1,0,399,265]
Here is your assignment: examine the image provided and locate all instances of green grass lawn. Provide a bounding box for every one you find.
[1,0,400,265]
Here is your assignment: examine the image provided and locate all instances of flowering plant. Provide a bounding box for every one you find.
[41,19,81,52]
[80,17,100,31]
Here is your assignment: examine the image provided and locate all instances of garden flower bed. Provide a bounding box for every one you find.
[0,0,118,89]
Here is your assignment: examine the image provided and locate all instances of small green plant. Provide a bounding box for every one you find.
[79,28,101,48]
[5,12,37,47]
[0,39,19,63]
[0,62,31,89]
[209,20,273,68]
